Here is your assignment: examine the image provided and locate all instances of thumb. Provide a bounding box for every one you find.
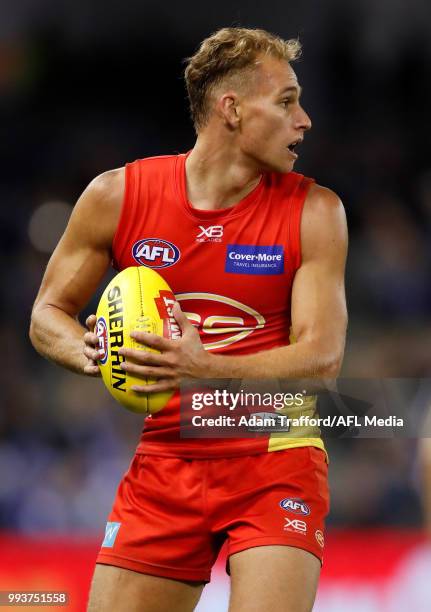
[86,314,97,332]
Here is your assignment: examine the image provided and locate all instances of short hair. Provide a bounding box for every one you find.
[184,27,302,132]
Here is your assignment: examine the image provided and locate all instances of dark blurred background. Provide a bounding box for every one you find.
[1,0,430,540]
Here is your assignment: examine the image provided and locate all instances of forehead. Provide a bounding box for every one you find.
[252,56,299,95]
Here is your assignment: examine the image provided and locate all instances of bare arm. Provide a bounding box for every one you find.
[121,184,348,391]
[204,184,348,377]
[29,168,124,374]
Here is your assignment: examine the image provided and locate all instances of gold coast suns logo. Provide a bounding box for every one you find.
[176,292,265,350]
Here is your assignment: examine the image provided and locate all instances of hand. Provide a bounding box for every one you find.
[118,303,209,393]
[83,314,102,377]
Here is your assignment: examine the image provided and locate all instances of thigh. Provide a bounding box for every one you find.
[228,545,320,612]
[217,447,329,566]
[87,564,205,612]
[97,454,217,582]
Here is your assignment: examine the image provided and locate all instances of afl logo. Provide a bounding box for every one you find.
[96,317,108,365]
[132,238,180,269]
[279,498,311,516]
[176,292,265,350]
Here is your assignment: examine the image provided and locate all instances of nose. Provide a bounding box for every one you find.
[297,105,312,131]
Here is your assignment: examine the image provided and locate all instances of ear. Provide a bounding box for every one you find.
[216,92,241,128]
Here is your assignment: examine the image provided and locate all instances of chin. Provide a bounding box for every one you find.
[282,160,295,173]
[266,159,295,174]
[252,151,294,174]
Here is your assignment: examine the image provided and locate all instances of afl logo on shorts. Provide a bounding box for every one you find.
[96,317,108,365]
[279,498,311,516]
[132,238,181,269]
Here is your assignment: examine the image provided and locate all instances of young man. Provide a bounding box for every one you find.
[30,28,347,612]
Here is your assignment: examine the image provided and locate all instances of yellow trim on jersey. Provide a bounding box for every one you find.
[267,386,328,460]
[268,436,327,461]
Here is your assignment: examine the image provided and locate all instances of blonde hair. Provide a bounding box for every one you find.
[184,27,301,132]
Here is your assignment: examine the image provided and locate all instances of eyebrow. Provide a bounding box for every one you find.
[279,85,302,97]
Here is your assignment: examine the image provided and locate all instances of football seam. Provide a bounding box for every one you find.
[136,267,149,413]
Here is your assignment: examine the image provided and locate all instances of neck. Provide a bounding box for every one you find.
[185,131,262,210]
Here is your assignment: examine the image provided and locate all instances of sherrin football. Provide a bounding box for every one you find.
[95,266,180,414]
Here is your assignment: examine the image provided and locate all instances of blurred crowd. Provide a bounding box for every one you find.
[1,0,430,534]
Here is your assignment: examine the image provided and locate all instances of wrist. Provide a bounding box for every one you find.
[195,350,229,379]
[194,349,217,378]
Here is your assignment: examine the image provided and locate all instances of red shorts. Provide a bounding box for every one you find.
[97,447,329,582]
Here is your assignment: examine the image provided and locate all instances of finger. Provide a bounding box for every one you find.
[84,345,103,361]
[84,331,99,347]
[172,302,189,334]
[118,347,169,366]
[120,362,174,379]
[84,363,101,376]
[131,380,179,394]
[129,331,172,351]
[86,314,97,331]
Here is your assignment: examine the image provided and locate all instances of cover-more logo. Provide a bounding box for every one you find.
[196,225,223,242]
[226,244,284,275]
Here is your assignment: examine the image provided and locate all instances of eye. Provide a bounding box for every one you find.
[281,99,292,108]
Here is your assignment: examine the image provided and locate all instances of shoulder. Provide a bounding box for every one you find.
[74,167,125,222]
[68,167,125,247]
[301,183,348,258]
[86,167,125,207]
[86,154,177,198]
[305,183,344,213]
[126,154,179,175]
[303,183,346,232]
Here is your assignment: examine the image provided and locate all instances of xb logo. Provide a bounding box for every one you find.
[284,518,307,533]
[196,225,223,242]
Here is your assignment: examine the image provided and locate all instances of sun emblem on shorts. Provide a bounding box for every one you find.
[315,530,324,548]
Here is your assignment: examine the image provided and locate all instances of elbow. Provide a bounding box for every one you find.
[317,350,344,378]
[29,305,45,354]
[319,359,342,378]
[304,336,344,377]
[29,310,40,351]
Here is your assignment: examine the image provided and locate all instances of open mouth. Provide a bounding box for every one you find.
[287,139,301,153]
[286,139,302,160]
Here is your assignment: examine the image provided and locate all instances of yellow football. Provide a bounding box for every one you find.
[95,266,179,414]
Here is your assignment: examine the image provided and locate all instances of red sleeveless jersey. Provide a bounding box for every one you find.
[112,153,324,458]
